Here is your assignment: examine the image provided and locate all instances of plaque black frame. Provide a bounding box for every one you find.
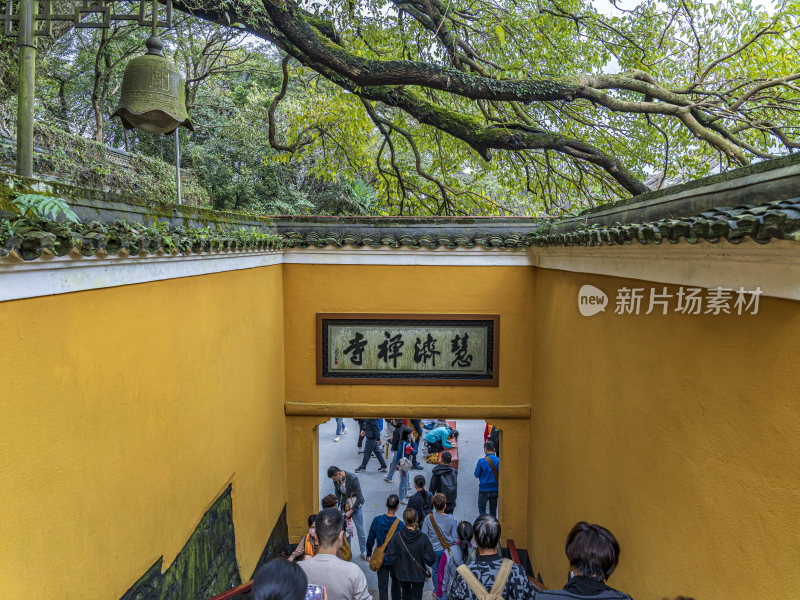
[316,313,499,386]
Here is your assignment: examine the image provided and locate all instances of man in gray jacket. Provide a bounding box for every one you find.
[328,466,368,559]
[300,508,371,600]
[421,493,459,598]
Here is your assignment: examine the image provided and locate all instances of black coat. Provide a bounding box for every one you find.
[534,577,632,599]
[429,464,458,508]
[362,419,381,439]
[407,489,432,524]
[386,527,435,583]
[489,426,500,457]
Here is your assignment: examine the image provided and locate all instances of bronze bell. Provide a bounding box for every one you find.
[112,36,193,135]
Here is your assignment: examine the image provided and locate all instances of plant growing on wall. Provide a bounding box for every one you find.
[5,193,80,223]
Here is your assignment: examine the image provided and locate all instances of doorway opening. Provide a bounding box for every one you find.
[315,418,502,592]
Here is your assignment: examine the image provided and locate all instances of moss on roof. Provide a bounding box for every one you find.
[3,197,800,262]
[0,218,282,261]
[279,198,800,249]
[281,230,538,249]
[531,197,800,247]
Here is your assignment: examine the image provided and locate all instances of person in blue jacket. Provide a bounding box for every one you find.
[366,494,406,600]
[424,426,458,453]
[473,440,499,517]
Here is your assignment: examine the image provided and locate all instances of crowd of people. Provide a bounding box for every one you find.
[248,418,644,600]
[254,511,636,600]
[247,420,701,600]
[339,418,494,517]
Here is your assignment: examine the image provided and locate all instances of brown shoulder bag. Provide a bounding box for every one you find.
[485,456,499,484]
[369,518,400,571]
[428,513,451,550]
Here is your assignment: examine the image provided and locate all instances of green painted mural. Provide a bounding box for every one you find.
[119,486,288,600]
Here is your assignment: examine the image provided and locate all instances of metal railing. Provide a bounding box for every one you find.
[507,538,548,592]
[205,580,252,600]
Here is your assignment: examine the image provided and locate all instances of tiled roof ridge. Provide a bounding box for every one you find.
[3,198,800,262]
[282,230,536,249]
[578,151,800,217]
[0,218,283,262]
[282,198,800,249]
[531,197,800,247]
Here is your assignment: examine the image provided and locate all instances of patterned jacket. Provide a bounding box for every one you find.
[449,554,538,600]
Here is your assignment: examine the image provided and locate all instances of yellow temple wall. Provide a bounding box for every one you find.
[0,266,287,599]
[527,267,800,600]
[5,252,798,600]
[282,263,535,542]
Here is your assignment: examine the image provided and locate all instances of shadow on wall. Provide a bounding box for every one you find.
[119,485,288,600]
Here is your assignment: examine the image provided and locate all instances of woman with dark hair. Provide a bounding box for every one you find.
[288,514,318,562]
[438,520,476,600]
[252,557,309,600]
[533,522,633,600]
[407,474,432,522]
[386,425,412,484]
[320,494,352,561]
[386,508,436,600]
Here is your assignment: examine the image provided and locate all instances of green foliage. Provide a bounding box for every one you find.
[165,0,800,214]
[32,124,211,206]
[0,215,284,255]
[184,50,380,215]
[344,178,378,215]
[27,11,374,216]
[9,193,80,223]
[18,0,800,217]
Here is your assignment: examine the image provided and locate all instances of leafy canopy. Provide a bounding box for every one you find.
[18,0,800,216]
[172,0,800,215]
[26,9,378,215]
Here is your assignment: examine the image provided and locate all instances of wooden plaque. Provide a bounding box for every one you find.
[316,314,499,386]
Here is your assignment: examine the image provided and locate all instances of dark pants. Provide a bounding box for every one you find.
[399,581,424,600]
[444,505,455,515]
[357,420,365,448]
[427,440,445,453]
[377,564,400,600]
[360,437,387,469]
[478,490,498,517]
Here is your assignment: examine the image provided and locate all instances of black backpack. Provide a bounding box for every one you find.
[439,470,458,505]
